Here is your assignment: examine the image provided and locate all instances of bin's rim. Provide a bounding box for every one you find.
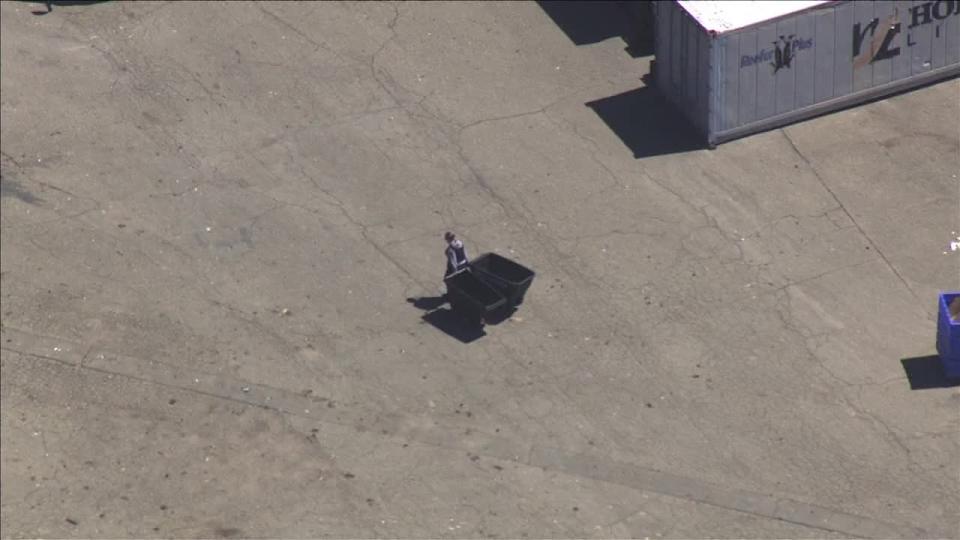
[445,268,508,308]
[940,292,960,327]
[471,252,536,273]
[939,291,960,304]
[444,267,472,280]
[446,289,507,313]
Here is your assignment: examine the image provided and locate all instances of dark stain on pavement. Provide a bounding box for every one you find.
[214,527,243,538]
[0,176,43,205]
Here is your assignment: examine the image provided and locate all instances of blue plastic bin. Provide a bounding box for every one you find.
[936,292,960,379]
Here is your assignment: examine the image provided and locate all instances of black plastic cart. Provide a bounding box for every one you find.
[444,268,507,325]
[469,252,535,307]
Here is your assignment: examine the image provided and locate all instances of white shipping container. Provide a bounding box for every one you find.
[653,0,960,145]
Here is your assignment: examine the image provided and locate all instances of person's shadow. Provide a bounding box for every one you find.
[407,295,487,344]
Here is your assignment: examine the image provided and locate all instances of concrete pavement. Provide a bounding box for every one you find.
[2,1,958,538]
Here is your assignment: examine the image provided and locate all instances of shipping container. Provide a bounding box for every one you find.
[652,0,960,146]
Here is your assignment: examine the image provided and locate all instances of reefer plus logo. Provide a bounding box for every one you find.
[740,36,813,70]
[771,35,795,73]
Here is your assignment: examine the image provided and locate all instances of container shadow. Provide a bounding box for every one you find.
[900,355,960,390]
[537,0,652,57]
[586,85,706,158]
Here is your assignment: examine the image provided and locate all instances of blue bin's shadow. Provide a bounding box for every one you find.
[900,355,960,390]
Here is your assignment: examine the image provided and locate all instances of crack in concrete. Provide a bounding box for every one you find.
[454,79,618,135]
[0,347,926,536]
[558,226,673,244]
[1,150,24,169]
[1,343,946,539]
[780,129,922,311]
[11,6,949,537]
[850,385,914,459]
[599,503,647,530]
[770,260,874,298]
[771,289,920,477]
[258,4,357,68]
[239,148,432,294]
[369,4,408,110]
[543,110,720,246]
[18,236,139,300]
[1,206,102,231]
[168,57,228,107]
[122,0,175,32]
[458,109,551,133]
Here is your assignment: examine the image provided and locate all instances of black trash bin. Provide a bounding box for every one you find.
[444,268,507,324]
[469,252,535,307]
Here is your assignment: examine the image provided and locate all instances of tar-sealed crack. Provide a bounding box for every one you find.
[780,129,922,309]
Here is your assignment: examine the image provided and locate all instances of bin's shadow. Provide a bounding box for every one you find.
[26,0,108,15]
[900,355,960,390]
[408,296,486,344]
[537,1,652,57]
[586,84,706,158]
[408,296,517,344]
[408,295,447,311]
[420,308,487,344]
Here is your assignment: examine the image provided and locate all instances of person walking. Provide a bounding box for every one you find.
[444,232,469,278]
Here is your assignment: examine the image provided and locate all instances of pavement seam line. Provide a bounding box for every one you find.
[780,128,924,313]
[0,344,939,539]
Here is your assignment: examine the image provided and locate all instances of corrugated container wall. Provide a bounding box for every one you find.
[653,1,712,135]
[654,1,960,145]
